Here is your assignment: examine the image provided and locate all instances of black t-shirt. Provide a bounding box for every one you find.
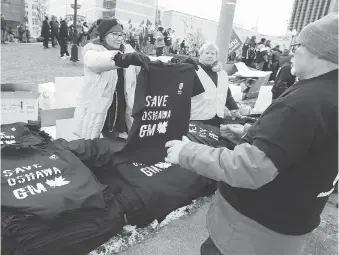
[187,121,237,149]
[116,61,195,164]
[1,123,107,220]
[219,69,338,235]
[115,161,216,227]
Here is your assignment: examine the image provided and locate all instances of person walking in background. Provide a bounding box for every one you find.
[54,20,60,45]
[279,49,292,66]
[87,19,102,40]
[17,24,24,43]
[241,36,256,67]
[81,21,89,46]
[41,17,50,49]
[49,16,57,48]
[76,20,83,46]
[59,19,70,59]
[263,40,272,71]
[255,38,270,70]
[6,26,14,42]
[155,26,165,56]
[270,45,282,80]
[271,52,296,100]
[1,13,7,44]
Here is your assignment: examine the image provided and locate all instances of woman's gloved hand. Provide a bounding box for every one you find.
[114,52,150,70]
[170,56,199,70]
[181,57,199,70]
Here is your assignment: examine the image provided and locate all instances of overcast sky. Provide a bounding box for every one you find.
[158,0,295,36]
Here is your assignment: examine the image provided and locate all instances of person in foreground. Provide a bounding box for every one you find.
[73,18,150,140]
[191,42,241,127]
[165,13,338,255]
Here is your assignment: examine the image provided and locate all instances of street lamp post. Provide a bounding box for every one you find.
[70,0,81,62]
[216,0,237,68]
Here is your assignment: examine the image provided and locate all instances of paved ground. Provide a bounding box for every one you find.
[1,42,84,90]
[2,43,338,255]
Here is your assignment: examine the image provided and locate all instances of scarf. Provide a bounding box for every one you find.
[90,38,127,135]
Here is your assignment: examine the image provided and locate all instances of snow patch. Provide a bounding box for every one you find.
[88,196,212,255]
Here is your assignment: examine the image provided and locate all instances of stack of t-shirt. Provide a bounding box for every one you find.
[1,123,125,255]
[109,62,217,227]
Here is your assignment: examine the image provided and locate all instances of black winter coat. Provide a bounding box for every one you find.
[41,20,50,37]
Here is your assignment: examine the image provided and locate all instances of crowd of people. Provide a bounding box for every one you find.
[123,26,201,57]
[1,14,30,44]
[240,35,298,99]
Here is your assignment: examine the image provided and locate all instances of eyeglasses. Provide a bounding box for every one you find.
[110,32,124,39]
[291,43,301,53]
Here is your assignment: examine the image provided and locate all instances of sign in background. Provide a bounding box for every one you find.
[229,29,243,54]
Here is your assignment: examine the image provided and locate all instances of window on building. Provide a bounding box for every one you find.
[2,4,9,12]
[103,0,116,9]
[25,3,28,8]
[102,11,115,18]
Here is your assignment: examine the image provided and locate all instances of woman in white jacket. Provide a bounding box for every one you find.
[73,18,150,140]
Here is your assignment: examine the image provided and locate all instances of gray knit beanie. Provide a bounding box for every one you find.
[296,12,338,64]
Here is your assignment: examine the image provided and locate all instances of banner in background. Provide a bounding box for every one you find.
[229,29,243,54]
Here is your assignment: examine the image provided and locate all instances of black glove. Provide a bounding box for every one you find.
[171,56,199,70]
[181,57,199,70]
[114,52,150,71]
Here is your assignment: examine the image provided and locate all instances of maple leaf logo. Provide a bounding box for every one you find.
[154,162,172,169]
[45,176,70,188]
[49,154,58,160]
[157,121,168,134]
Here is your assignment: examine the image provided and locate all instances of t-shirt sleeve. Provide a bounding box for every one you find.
[250,102,316,171]
[192,71,205,97]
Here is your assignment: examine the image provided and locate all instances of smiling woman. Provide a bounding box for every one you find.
[72,18,151,140]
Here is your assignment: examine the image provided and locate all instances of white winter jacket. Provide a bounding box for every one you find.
[73,43,139,139]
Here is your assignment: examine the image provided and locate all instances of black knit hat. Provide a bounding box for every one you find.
[97,18,123,38]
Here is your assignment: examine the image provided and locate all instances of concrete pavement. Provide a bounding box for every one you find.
[119,201,211,255]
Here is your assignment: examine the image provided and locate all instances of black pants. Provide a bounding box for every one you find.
[50,33,56,46]
[201,237,223,255]
[60,37,69,57]
[156,47,164,57]
[43,35,49,48]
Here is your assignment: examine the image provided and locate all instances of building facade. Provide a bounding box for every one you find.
[46,0,157,28]
[24,0,48,38]
[162,10,246,43]
[1,0,26,35]
[289,0,338,32]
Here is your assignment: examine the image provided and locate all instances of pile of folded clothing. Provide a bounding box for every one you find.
[1,123,125,255]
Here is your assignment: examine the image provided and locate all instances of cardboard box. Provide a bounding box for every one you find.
[1,83,39,124]
[56,118,80,141]
[252,85,273,114]
[226,63,272,99]
[38,82,55,110]
[38,77,83,127]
